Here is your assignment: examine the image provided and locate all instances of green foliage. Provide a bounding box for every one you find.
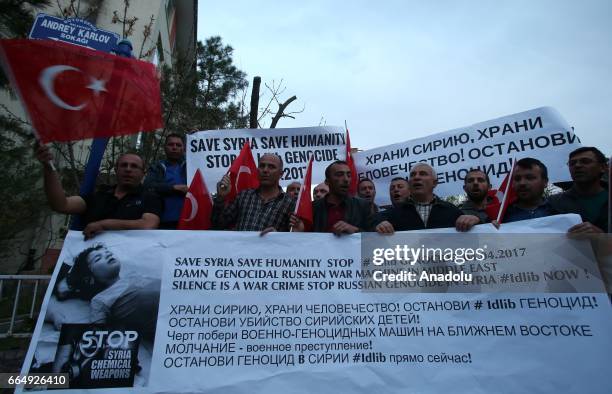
[194,36,248,130]
[0,0,51,38]
[0,0,50,257]
[0,121,45,250]
[160,36,248,135]
[0,0,52,89]
[148,36,249,165]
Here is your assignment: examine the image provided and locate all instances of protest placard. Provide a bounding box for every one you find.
[354,107,579,205]
[186,126,346,188]
[19,215,611,393]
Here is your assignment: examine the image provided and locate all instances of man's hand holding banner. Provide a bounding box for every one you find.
[19,215,612,393]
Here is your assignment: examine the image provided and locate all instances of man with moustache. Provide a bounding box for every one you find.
[212,153,295,232]
[504,158,553,223]
[374,163,477,233]
[460,169,492,223]
[549,147,609,233]
[35,145,162,240]
[358,178,378,214]
[291,160,371,234]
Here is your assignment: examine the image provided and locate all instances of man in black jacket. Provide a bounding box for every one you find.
[36,145,162,240]
[549,147,609,233]
[374,163,478,233]
[291,160,371,234]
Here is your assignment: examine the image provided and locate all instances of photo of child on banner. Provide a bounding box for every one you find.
[27,237,162,389]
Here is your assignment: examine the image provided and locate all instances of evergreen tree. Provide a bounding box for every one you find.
[194,36,248,130]
[0,0,51,259]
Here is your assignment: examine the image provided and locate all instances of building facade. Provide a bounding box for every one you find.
[0,0,197,273]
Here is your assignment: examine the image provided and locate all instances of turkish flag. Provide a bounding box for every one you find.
[345,127,358,196]
[226,141,259,203]
[178,169,212,230]
[0,39,162,143]
[485,161,518,223]
[294,156,314,231]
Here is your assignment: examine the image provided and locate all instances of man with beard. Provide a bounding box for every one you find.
[35,145,162,240]
[549,147,609,233]
[291,160,371,234]
[460,169,492,223]
[358,178,378,213]
[374,163,477,233]
[504,158,553,223]
[213,153,295,233]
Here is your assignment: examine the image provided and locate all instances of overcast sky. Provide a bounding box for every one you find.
[197,0,612,155]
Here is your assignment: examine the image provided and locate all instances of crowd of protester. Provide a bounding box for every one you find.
[35,137,609,238]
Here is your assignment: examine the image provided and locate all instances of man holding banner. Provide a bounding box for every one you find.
[374,163,477,233]
[549,147,609,233]
[35,145,162,240]
[292,160,371,234]
[504,158,553,223]
[212,153,295,232]
[460,169,492,223]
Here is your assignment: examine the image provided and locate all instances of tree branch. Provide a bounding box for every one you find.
[270,95,297,128]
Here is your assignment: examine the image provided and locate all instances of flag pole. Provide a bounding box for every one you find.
[496,157,516,223]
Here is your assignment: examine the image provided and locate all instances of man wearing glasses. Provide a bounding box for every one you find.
[549,147,609,233]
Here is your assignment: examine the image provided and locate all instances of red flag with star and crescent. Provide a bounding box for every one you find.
[178,169,213,230]
[0,39,162,143]
[225,142,259,203]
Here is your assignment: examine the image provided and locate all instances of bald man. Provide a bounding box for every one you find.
[213,153,296,233]
[313,183,329,200]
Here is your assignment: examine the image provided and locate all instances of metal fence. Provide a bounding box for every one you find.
[0,275,51,338]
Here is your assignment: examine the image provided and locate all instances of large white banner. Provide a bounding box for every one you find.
[354,107,580,205]
[19,215,612,393]
[186,126,346,188]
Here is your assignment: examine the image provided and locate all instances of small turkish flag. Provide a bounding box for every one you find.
[226,141,259,203]
[485,161,518,223]
[0,39,162,143]
[294,155,314,231]
[345,127,358,196]
[178,169,212,230]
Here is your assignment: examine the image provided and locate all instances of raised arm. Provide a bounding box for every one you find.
[35,144,87,214]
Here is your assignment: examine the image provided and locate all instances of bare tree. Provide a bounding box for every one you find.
[255,79,304,129]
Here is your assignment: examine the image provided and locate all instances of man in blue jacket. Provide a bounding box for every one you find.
[144,133,188,229]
